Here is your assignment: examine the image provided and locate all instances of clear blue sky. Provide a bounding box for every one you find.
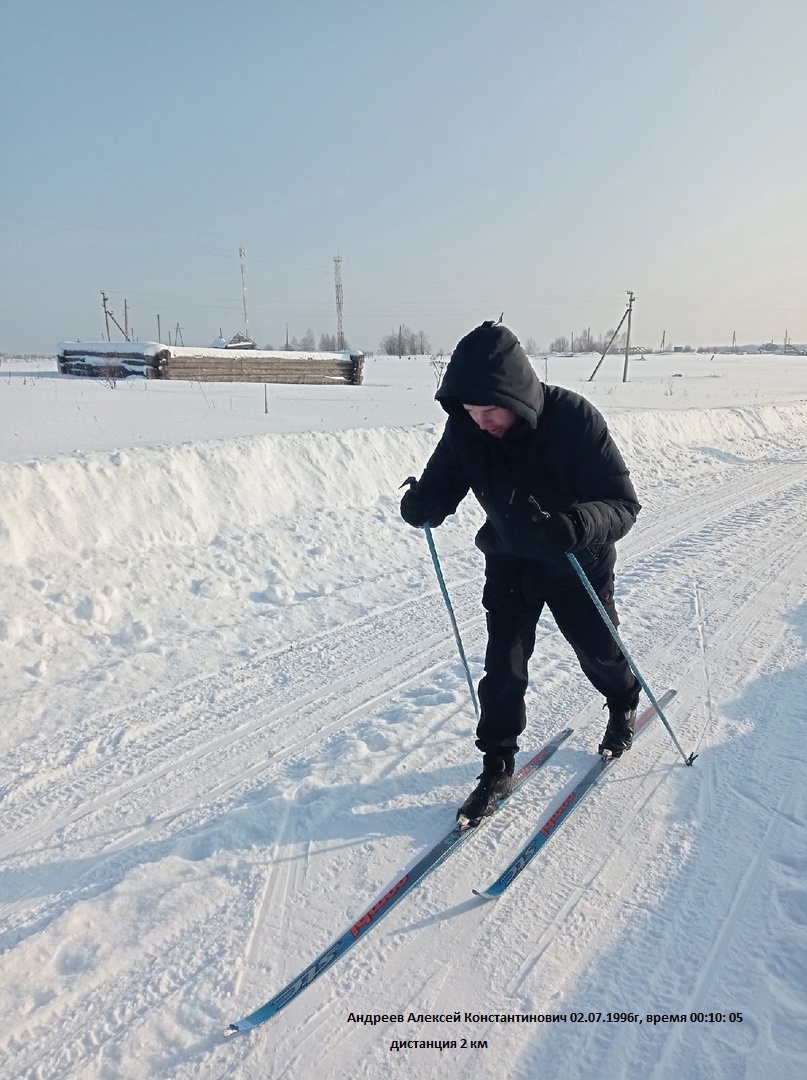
[2,0,806,354]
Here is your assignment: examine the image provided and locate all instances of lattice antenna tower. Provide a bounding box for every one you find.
[239,247,249,337]
[334,253,345,350]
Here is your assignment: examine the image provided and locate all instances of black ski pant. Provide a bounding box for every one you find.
[475,558,640,759]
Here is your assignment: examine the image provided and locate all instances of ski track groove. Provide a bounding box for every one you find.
[501,715,685,1003]
[4,894,237,1080]
[233,792,295,999]
[0,593,480,857]
[0,594,480,861]
[0,642,479,955]
[651,781,800,1080]
[690,784,797,1010]
[500,518,805,1077]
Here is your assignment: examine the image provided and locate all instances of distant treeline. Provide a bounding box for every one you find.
[547,328,628,355]
[262,331,348,352]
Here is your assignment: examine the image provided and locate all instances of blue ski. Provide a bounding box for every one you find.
[224,726,572,1036]
[473,689,677,901]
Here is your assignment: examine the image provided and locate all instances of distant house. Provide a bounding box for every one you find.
[758,342,807,355]
[223,332,257,349]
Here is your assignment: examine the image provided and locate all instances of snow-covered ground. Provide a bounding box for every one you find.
[2,351,806,1079]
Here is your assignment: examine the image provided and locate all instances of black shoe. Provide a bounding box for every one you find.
[598,704,637,758]
[456,756,514,826]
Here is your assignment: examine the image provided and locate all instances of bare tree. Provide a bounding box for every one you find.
[574,327,594,353]
[550,335,570,353]
[379,328,404,355]
[430,356,448,387]
[300,328,316,350]
[379,325,431,355]
[319,332,337,352]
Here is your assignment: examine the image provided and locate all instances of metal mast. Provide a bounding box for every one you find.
[334,254,345,351]
[239,247,249,338]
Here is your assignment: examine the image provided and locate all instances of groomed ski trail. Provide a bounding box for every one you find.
[2,418,807,1080]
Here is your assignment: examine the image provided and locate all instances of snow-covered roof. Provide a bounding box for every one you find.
[57,341,350,363]
[57,340,168,359]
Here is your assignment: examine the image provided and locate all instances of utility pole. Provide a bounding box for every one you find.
[731,330,736,353]
[157,314,162,343]
[660,329,666,353]
[334,253,345,351]
[622,291,635,382]
[239,247,249,338]
[101,291,111,341]
[124,299,129,340]
[101,291,130,340]
[175,322,184,346]
[588,294,632,381]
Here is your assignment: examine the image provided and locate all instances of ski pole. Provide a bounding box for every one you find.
[423,523,480,720]
[565,552,696,766]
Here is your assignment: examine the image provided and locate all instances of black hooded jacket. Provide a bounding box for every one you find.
[408,322,640,591]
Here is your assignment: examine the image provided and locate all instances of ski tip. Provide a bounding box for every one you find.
[223,1024,240,1038]
[472,888,497,902]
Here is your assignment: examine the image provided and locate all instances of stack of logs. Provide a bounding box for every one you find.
[160,350,363,385]
[57,344,364,385]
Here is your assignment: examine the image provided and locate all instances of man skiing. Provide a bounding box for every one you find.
[400,321,641,826]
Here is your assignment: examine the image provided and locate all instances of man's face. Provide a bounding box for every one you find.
[463,404,519,438]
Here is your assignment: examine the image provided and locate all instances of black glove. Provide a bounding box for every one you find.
[400,476,446,529]
[528,508,579,554]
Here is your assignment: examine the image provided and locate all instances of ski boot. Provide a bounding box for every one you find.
[456,755,514,827]
[598,704,637,759]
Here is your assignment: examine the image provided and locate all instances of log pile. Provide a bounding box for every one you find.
[160,350,363,385]
[56,343,364,385]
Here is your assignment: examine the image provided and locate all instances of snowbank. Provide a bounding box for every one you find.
[2,402,804,570]
[2,401,806,749]
[0,426,442,567]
